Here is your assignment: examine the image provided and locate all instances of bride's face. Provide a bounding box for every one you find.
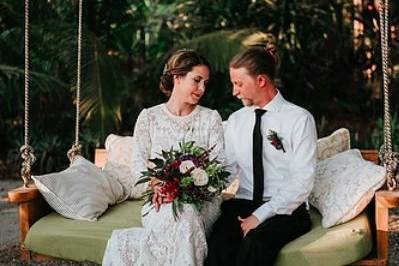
[173,65,210,105]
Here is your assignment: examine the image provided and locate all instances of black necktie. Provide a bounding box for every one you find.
[253,109,267,203]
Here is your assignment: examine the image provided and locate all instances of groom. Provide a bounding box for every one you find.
[205,45,317,265]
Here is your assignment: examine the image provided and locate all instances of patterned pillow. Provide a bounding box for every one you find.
[317,128,350,161]
[102,134,136,197]
[32,156,125,221]
[104,134,134,167]
[309,149,385,228]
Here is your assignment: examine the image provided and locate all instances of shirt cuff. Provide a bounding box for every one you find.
[252,203,275,223]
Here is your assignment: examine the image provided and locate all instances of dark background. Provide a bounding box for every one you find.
[0,0,398,177]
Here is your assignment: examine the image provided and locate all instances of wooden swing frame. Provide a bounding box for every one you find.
[7,0,399,264]
[7,148,399,265]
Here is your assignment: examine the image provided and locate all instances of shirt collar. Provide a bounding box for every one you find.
[256,90,285,113]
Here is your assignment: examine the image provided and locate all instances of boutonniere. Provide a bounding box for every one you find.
[267,130,286,153]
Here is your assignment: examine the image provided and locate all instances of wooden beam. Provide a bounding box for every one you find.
[94,148,107,168]
[374,190,399,265]
[7,184,51,260]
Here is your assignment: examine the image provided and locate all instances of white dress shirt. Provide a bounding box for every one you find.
[224,91,317,223]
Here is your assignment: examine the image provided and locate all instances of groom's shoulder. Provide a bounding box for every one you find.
[228,106,251,121]
[224,107,251,129]
[281,99,314,120]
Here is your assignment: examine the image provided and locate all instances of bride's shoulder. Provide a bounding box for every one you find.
[197,105,220,117]
[139,104,164,116]
[197,106,222,125]
[134,105,165,125]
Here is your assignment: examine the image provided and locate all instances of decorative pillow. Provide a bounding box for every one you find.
[32,156,125,221]
[309,149,385,228]
[104,134,134,167]
[102,134,136,197]
[317,128,350,161]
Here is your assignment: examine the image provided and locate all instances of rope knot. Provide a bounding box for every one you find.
[379,145,399,191]
[20,144,36,187]
[67,143,82,164]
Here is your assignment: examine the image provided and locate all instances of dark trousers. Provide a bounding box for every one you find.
[205,199,311,266]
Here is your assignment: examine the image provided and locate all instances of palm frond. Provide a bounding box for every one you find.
[139,28,271,78]
[0,64,69,89]
[77,32,130,142]
[176,29,271,72]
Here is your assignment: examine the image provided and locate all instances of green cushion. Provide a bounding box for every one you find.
[26,203,372,265]
[275,208,372,266]
[25,200,144,264]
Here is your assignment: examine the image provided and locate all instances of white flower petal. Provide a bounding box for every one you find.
[179,160,195,174]
[191,168,209,186]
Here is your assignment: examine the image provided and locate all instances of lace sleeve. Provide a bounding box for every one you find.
[129,109,151,198]
[208,110,225,163]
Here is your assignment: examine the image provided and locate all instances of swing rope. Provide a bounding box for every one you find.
[18,0,397,190]
[20,0,36,187]
[67,0,83,163]
[378,0,398,191]
[20,0,84,186]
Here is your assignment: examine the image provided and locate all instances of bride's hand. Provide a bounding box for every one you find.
[152,185,163,212]
[152,185,174,212]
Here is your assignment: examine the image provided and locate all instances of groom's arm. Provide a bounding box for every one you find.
[208,110,225,162]
[223,115,240,186]
[252,114,317,223]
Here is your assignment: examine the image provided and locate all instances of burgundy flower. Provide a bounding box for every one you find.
[170,160,181,169]
[159,181,180,202]
[136,141,230,220]
[267,130,286,153]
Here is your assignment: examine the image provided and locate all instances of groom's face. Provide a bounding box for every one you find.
[229,67,258,107]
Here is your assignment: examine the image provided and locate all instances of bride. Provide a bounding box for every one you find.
[102,49,225,266]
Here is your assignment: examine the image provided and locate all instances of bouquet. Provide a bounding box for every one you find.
[136,141,229,219]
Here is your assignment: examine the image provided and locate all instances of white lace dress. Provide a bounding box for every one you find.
[102,104,225,266]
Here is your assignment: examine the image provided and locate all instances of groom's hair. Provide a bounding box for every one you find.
[230,42,278,81]
[160,49,211,97]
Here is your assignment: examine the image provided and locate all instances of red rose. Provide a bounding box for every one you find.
[170,160,181,169]
[159,182,180,202]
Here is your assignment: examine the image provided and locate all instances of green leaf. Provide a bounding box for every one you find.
[180,176,194,187]
[162,150,171,161]
[172,200,179,221]
[135,177,151,185]
[78,31,130,143]
[149,158,165,168]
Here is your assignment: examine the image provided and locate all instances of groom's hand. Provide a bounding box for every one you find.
[238,215,260,237]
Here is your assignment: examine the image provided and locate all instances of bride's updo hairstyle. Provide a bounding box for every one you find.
[160,49,211,97]
[229,32,278,82]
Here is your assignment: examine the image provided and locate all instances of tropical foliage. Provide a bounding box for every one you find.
[0,0,398,177]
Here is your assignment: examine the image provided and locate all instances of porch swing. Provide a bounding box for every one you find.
[7,0,399,265]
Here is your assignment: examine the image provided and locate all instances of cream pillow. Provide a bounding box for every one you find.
[33,156,125,221]
[103,134,134,167]
[309,149,385,228]
[105,134,171,199]
[102,134,135,195]
[317,128,350,161]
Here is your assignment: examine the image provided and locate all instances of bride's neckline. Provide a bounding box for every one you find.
[161,103,200,119]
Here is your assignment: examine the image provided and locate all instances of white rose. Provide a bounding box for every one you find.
[179,160,195,174]
[191,168,209,186]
